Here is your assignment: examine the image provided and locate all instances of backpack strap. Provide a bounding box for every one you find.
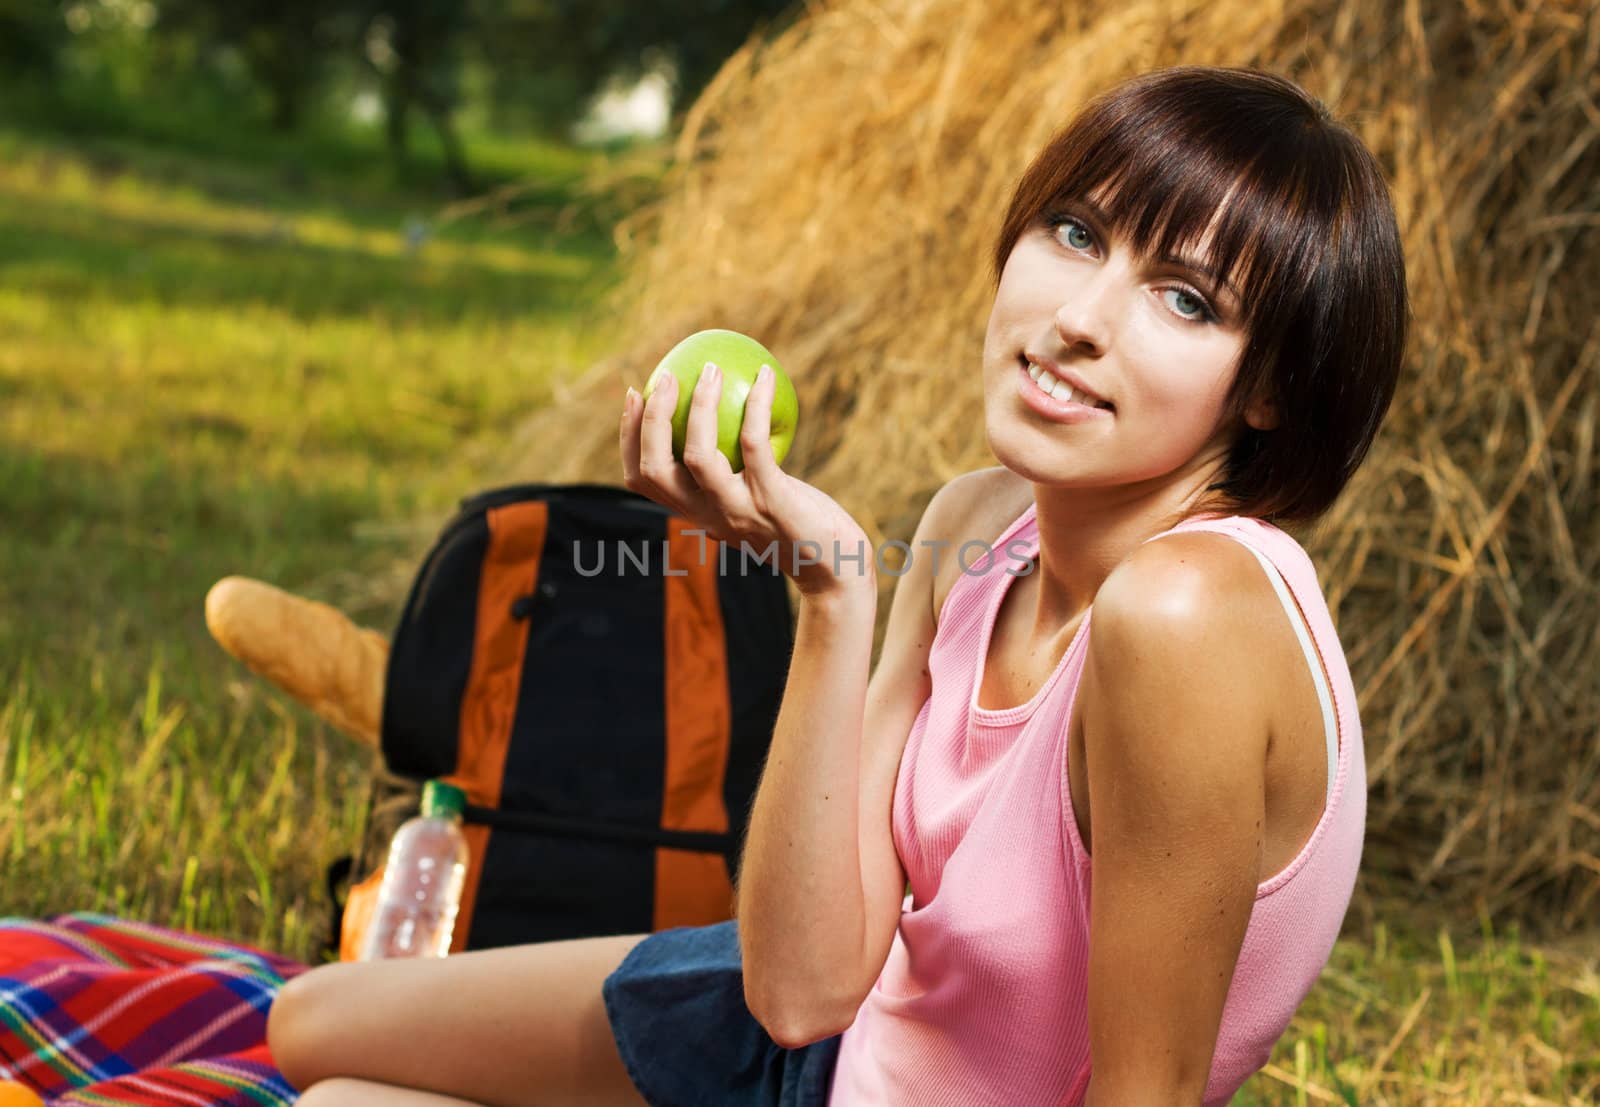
[657,518,737,928]
[444,499,551,952]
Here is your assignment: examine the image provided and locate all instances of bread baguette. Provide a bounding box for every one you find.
[204,576,387,747]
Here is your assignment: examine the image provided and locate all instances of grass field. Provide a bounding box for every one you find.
[0,121,1594,1104]
[0,118,627,958]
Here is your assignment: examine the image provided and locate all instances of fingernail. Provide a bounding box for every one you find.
[702,362,720,386]
[625,386,638,410]
[757,364,772,387]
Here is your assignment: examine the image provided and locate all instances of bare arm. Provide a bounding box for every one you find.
[619,362,986,1047]
[1077,534,1275,1103]
[736,474,978,1046]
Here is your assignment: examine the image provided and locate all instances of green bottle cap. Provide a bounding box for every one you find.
[421,780,467,820]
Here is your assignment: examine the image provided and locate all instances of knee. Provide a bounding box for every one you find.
[267,963,348,1092]
[290,1077,366,1106]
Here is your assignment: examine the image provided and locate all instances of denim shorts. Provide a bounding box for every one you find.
[601,919,843,1107]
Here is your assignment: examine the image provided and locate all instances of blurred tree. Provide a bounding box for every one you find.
[156,0,344,129]
[350,0,799,189]
[472,0,798,135]
[358,0,473,194]
[0,0,66,76]
[95,0,797,191]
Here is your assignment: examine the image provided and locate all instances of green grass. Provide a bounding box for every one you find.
[1238,915,1599,1104]
[0,119,631,961]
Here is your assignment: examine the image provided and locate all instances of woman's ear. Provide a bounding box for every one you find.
[1243,393,1280,431]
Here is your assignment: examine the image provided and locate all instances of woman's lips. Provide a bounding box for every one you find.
[1016,357,1115,424]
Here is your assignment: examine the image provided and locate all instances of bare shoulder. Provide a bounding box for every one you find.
[1093,529,1282,651]
[926,467,1032,624]
[1088,530,1305,748]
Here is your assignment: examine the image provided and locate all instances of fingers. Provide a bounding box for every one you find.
[681,362,732,485]
[683,361,763,541]
[619,387,642,487]
[622,373,691,512]
[626,370,725,522]
[738,365,780,497]
[621,362,771,544]
[636,372,680,489]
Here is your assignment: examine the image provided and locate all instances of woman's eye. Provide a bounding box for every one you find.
[1050,214,1218,324]
[1163,287,1214,323]
[1055,219,1093,251]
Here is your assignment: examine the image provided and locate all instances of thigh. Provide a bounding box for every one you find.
[269,933,649,1107]
[294,1077,489,1106]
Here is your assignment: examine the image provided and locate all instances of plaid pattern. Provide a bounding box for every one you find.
[0,913,306,1105]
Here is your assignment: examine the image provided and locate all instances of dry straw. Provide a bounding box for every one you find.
[500,0,1600,933]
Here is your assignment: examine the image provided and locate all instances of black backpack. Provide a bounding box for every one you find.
[331,483,794,958]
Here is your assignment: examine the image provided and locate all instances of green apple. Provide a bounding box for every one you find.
[641,329,799,473]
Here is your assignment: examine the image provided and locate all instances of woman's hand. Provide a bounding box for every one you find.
[620,360,873,599]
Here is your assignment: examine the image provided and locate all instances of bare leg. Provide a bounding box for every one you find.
[295,1078,489,1106]
[268,933,650,1107]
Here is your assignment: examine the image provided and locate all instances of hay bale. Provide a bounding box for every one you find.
[501,0,1600,932]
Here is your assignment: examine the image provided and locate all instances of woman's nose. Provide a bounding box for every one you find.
[1053,267,1119,356]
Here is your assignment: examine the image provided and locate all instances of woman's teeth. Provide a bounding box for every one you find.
[1025,360,1111,410]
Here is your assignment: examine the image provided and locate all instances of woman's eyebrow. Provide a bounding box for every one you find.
[1158,252,1238,300]
[1075,196,1238,300]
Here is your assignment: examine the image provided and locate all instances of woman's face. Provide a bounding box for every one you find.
[982,189,1265,499]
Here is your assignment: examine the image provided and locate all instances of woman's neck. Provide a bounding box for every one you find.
[1026,464,1231,632]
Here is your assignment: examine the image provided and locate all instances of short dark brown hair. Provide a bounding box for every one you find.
[993,66,1409,523]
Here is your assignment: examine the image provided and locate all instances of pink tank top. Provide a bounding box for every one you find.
[825,504,1366,1106]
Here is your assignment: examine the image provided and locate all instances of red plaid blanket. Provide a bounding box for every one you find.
[0,913,307,1105]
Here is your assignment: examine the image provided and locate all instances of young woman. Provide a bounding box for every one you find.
[268,64,1407,1106]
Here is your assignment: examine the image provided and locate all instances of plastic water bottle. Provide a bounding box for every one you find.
[359,780,470,960]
